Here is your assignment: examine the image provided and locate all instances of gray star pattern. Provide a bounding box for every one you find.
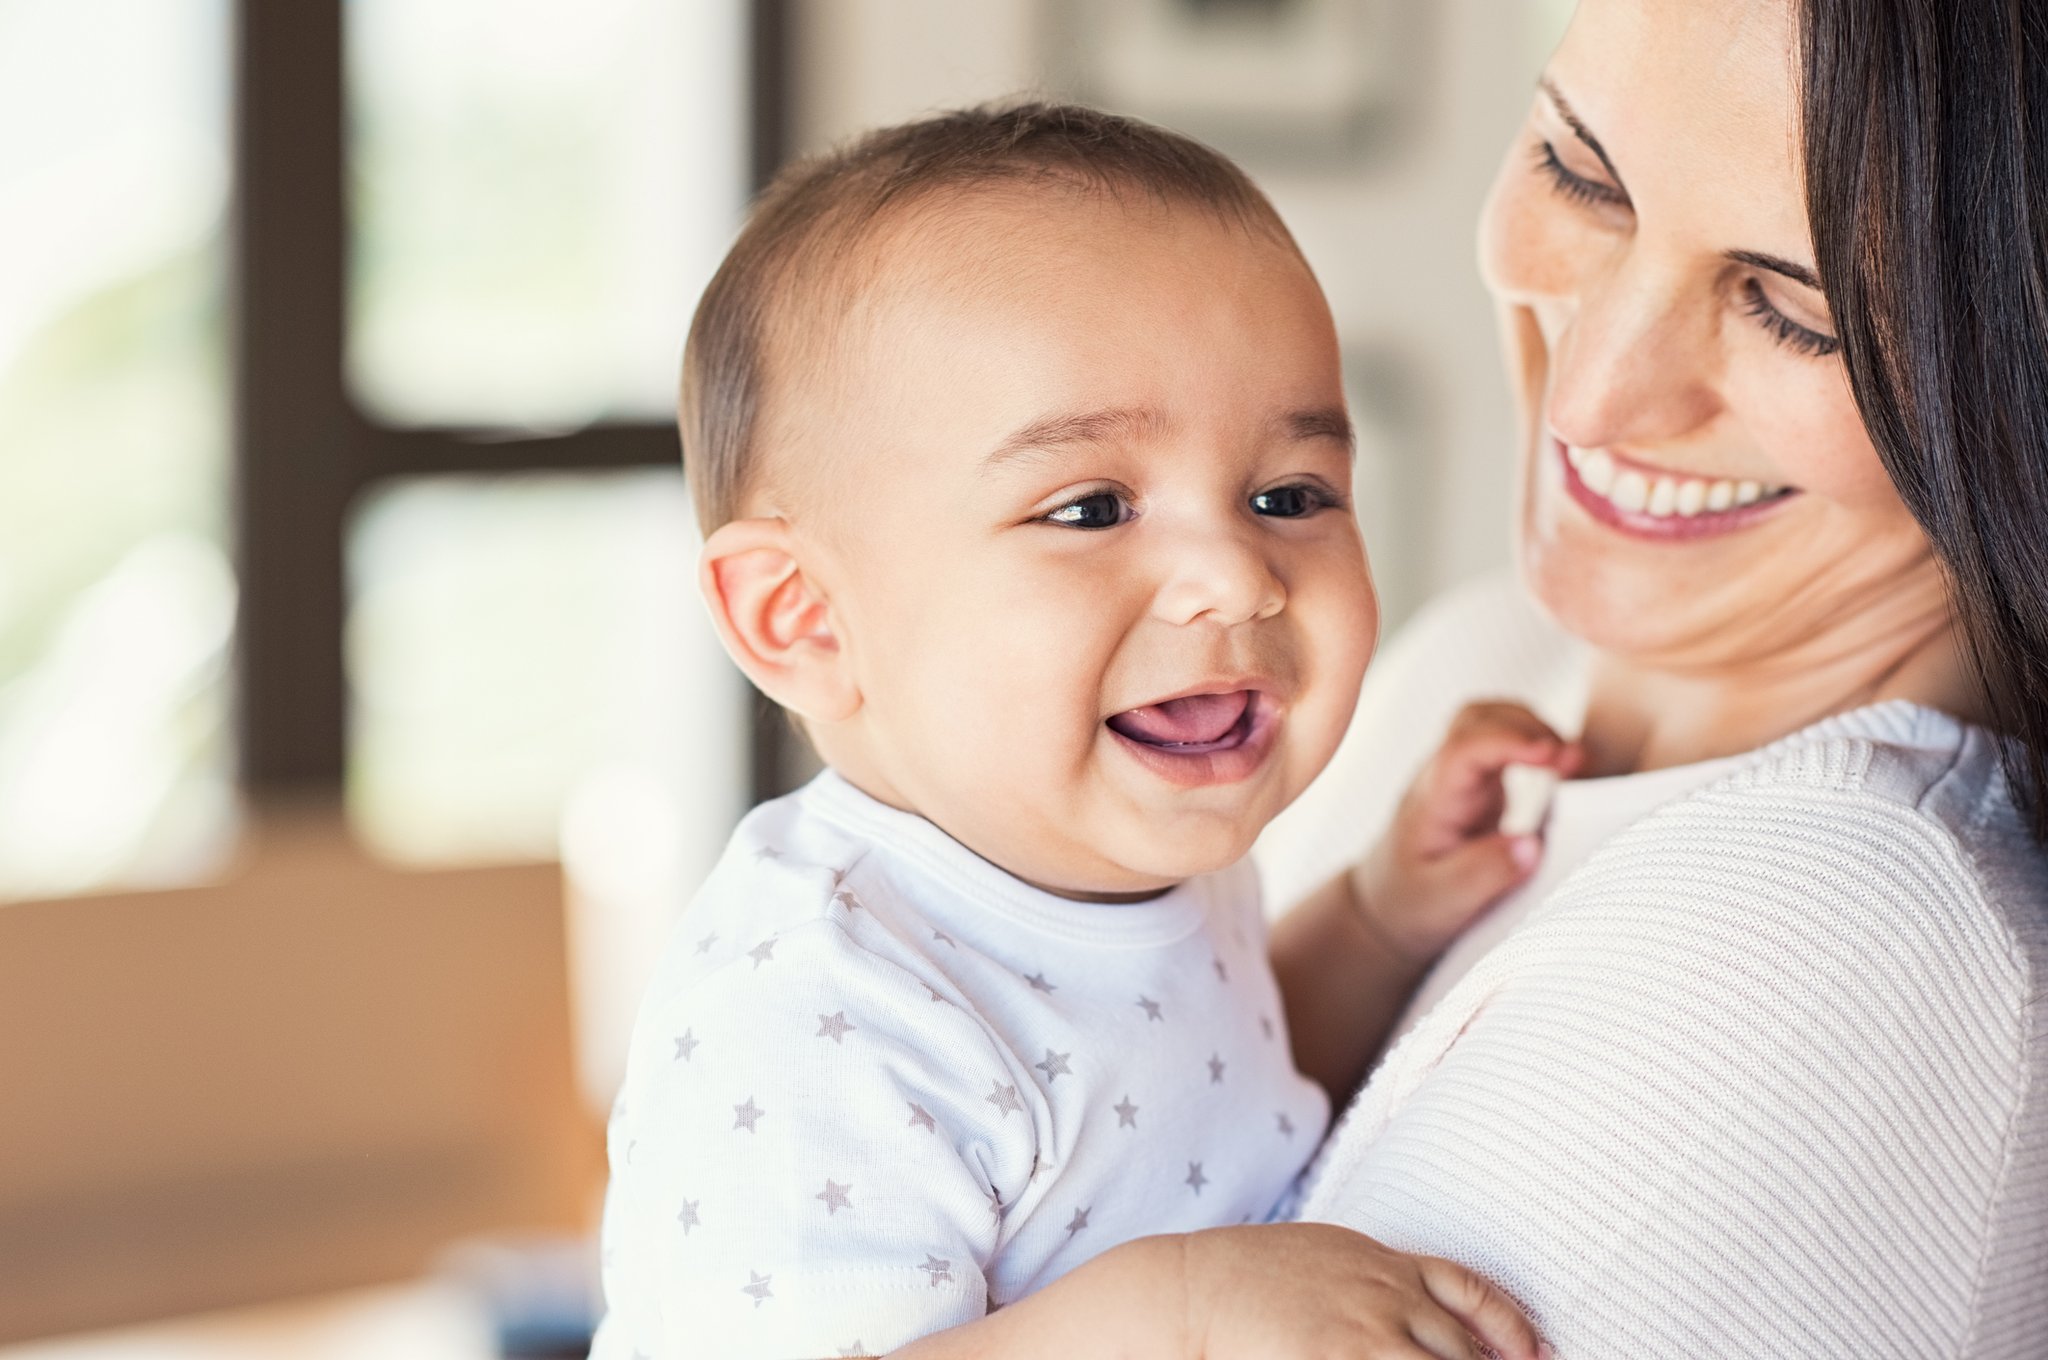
[753,845,782,863]
[1213,957,1229,982]
[1113,1095,1139,1128]
[1277,1111,1296,1137]
[986,1081,1024,1118]
[932,928,955,947]
[1259,1014,1275,1040]
[733,1097,766,1132]
[1035,1049,1072,1083]
[907,1101,938,1132]
[918,1254,953,1287]
[695,932,718,955]
[816,1179,853,1215]
[838,1346,866,1358]
[831,889,863,913]
[1136,995,1164,1022]
[987,1189,1002,1219]
[923,984,945,1002]
[743,1270,774,1306]
[1208,1052,1226,1084]
[677,1199,700,1234]
[673,1029,699,1062]
[1186,1162,1208,1195]
[1025,971,1056,993]
[748,938,777,968]
[1065,1206,1091,1237]
[816,1011,856,1044]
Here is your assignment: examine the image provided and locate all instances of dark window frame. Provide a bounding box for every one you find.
[230,0,793,811]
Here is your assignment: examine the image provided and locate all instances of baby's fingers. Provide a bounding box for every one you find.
[1440,703,1581,782]
[1416,1255,1547,1360]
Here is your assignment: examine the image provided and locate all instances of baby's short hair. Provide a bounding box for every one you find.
[679,100,1297,533]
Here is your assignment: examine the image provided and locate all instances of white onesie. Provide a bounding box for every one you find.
[590,771,1328,1360]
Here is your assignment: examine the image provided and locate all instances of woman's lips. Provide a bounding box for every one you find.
[1556,437,1799,540]
[1105,689,1277,788]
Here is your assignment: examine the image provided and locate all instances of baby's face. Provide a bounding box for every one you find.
[787,192,1376,898]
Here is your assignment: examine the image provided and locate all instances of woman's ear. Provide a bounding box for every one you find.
[698,517,860,723]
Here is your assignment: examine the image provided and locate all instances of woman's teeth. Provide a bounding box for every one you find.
[1567,444,1784,518]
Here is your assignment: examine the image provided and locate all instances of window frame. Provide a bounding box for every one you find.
[229,0,794,812]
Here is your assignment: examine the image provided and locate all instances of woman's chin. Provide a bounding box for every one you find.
[1517,529,1706,661]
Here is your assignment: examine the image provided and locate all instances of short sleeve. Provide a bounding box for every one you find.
[595,919,1038,1360]
[1304,789,2030,1358]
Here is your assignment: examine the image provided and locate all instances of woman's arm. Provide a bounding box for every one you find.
[889,1226,1546,1360]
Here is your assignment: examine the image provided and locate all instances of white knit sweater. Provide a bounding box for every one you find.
[1267,578,2048,1359]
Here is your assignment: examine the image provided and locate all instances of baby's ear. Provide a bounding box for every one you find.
[698,517,859,723]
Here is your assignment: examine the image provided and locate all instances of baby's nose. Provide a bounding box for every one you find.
[1149,525,1285,627]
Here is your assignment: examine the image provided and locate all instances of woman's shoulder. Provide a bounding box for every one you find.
[1513,703,2047,1079]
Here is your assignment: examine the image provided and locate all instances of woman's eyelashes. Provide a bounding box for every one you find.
[1532,136,1843,360]
[1038,482,1343,530]
[1535,139,1627,208]
[1740,279,1841,358]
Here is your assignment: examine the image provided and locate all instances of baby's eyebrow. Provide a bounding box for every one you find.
[981,406,1165,472]
[981,404,1353,472]
[1287,407,1354,453]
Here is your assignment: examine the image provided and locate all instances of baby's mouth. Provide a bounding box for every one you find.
[1106,690,1257,754]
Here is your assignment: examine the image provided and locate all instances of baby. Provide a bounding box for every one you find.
[592,102,1566,1360]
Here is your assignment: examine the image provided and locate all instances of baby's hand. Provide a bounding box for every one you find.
[1186,1223,1550,1360]
[1352,701,1583,965]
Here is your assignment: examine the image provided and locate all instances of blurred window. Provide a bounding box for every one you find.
[341,0,750,872]
[0,0,236,900]
[347,0,745,428]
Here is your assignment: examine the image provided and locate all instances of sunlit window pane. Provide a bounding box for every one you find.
[346,0,748,428]
[346,470,744,871]
[0,0,234,901]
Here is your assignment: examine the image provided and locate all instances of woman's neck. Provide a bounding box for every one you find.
[1578,603,1983,778]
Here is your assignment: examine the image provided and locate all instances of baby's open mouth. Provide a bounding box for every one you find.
[1106,690,1257,755]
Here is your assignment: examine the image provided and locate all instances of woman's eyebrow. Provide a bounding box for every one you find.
[1539,78,1622,185]
[1727,248,1823,291]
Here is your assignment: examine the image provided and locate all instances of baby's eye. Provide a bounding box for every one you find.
[1044,492,1132,530]
[1250,485,1331,519]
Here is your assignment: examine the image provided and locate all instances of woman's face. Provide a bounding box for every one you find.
[1483,0,1945,674]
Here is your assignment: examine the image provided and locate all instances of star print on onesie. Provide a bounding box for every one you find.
[589,772,1328,1360]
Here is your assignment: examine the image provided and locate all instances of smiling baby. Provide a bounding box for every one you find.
[590,101,1568,1360]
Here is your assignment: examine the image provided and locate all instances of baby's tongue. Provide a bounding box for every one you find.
[1107,691,1250,747]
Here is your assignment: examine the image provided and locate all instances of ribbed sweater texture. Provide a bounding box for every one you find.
[1274,579,2047,1358]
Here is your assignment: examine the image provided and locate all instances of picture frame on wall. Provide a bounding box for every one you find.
[1048,0,1424,168]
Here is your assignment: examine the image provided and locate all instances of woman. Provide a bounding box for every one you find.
[906,0,2048,1354]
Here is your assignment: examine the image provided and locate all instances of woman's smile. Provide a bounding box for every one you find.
[1553,436,1799,541]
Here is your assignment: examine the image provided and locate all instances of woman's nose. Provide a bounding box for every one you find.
[1542,250,1722,453]
[1149,519,1287,628]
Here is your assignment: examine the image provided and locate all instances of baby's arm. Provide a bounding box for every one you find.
[1271,702,1581,1103]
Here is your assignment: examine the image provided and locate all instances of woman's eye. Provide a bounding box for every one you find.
[1043,492,1131,530]
[1740,279,1842,359]
[1250,485,1330,519]
[1534,140,1629,210]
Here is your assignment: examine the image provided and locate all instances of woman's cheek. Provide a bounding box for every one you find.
[1737,355,1899,509]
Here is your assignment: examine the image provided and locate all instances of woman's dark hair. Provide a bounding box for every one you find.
[1800,0,2048,841]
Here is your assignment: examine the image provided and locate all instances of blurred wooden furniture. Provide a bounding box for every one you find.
[0,806,600,1344]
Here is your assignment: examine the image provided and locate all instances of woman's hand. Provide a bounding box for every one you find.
[1184,1223,1549,1360]
[891,1223,1547,1360]
[1352,701,1583,966]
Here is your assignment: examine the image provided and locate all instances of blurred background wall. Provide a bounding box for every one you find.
[0,1,1568,1354]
